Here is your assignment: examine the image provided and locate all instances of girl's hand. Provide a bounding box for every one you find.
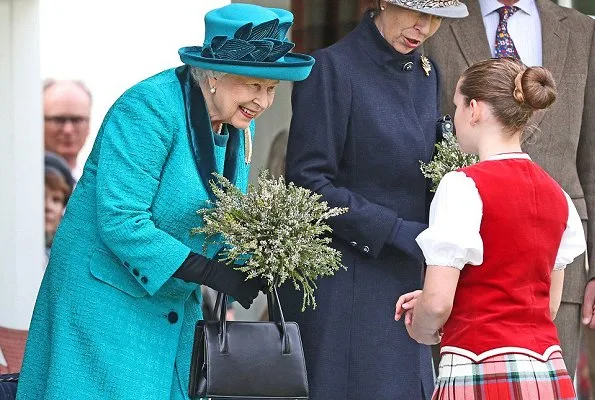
[406,323,443,345]
[395,290,422,321]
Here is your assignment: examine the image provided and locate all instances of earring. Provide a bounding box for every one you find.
[210,87,216,94]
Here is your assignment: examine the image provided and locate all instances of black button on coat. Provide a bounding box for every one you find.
[167,312,179,324]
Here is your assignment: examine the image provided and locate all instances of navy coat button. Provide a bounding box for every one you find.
[403,61,414,71]
[350,241,357,247]
[362,246,370,253]
[167,312,179,324]
[140,276,148,284]
[132,268,140,276]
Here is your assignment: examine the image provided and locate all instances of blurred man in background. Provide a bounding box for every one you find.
[43,79,92,181]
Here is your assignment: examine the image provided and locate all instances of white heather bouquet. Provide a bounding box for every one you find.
[193,170,348,311]
[420,131,479,192]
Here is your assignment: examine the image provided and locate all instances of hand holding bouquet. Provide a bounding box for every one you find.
[194,170,348,311]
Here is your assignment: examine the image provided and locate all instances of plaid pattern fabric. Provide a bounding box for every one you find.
[433,351,576,399]
[495,6,520,60]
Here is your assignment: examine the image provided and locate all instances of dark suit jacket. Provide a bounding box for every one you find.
[424,0,595,304]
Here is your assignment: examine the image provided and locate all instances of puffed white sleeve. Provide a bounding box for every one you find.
[415,171,484,269]
[554,191,587,270]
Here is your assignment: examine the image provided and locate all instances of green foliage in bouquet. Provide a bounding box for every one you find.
[420,132,479,192]
[193,170,348,311]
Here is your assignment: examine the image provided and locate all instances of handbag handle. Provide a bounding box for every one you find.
[267,288,277,322]
[215,286,291,355]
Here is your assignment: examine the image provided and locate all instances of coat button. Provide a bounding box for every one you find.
[132,268,140,276]
[141,276,148,284]
[402,61,414,71]
[350,241,357,247]
[363,246,370,253]
[167,311,178,324]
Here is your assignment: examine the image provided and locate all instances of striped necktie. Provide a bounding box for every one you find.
[495,6,520,60]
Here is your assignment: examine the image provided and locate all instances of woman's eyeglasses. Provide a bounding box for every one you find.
[45,115,89,128]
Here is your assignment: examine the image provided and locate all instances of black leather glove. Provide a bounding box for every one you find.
[174,252,264,309]
[388,220,427,265]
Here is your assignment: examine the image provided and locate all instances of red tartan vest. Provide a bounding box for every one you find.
[440,158,569,361]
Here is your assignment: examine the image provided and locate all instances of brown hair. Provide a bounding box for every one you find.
[45,172,72,205]
[458,58,557,135]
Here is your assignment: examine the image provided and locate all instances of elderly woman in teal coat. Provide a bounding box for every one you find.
[16,4,313,400]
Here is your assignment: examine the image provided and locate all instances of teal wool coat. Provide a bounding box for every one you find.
[17,67,254,399]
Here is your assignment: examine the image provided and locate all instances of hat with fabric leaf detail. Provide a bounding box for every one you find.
[179,3,315,81]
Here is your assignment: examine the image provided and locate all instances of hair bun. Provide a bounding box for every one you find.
[518,67,557,110]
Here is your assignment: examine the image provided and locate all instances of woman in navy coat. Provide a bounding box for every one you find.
[279,1,468,399]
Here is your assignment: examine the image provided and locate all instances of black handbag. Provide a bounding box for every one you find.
[189,286,308,399]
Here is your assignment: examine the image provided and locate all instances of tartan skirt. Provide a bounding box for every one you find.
[433,351,576,400]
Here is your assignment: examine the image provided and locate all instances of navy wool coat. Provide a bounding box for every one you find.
[279,11,439,400]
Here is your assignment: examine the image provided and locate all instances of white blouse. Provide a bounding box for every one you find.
[416,154,586,270]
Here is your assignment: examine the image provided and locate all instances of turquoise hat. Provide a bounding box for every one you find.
[179,3,315,82]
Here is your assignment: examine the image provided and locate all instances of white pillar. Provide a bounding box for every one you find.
[0,0,44,330]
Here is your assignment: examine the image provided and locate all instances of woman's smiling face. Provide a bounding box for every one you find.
[207,74,280,129]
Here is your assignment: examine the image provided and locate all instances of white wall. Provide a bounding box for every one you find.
[0,0,45,330]
[40,0,230,166]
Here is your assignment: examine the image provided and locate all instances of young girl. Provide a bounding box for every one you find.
[395,58,586,399]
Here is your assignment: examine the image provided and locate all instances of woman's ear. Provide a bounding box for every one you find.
[208,76,218,91]
[469,99,481,126]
